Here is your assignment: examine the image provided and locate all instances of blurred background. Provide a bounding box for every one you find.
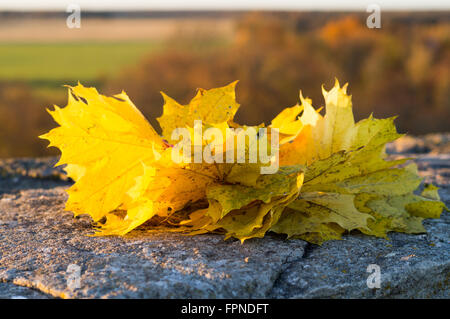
[0,1,449,158]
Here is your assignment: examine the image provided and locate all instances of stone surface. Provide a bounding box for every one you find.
[386,133,450,155]
[270,219,450,298]
[0,135,449,299]
[0,282,50,299]
[0,187,307,298]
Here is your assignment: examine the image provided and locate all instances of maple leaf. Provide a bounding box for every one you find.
[40,79,446,244]
[40,84,165,224]
[157,81,240,144]
[271,79,447,244]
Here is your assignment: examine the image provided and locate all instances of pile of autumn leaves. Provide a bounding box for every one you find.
[40,80,446,244]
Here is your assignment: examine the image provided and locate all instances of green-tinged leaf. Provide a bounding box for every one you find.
[207,166,304,218]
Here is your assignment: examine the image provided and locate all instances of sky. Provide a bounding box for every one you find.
[0,0,449,11]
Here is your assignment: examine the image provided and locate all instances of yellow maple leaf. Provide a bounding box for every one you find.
[40,84,165,223]
[157,81,240,143]
[40,79,446,244]
[272,79,447,243]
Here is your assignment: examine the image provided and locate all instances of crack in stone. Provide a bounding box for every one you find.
[301,242,318,259]
[266,241,313,297]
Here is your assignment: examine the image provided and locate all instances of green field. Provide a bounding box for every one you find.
[0,39,229,100]
[0,41,164,98]
[0,42,163,81]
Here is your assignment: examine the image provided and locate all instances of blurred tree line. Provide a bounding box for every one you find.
[0,82,53,157]
[1,12,449,157]
[107,12,450,135]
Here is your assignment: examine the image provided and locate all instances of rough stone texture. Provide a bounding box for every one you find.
[0,135,449,299]
[386,133,450,155]
[0,282,50,299]
[270,218,449,298]
[0,157,67,181]
[0,187,306,298]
